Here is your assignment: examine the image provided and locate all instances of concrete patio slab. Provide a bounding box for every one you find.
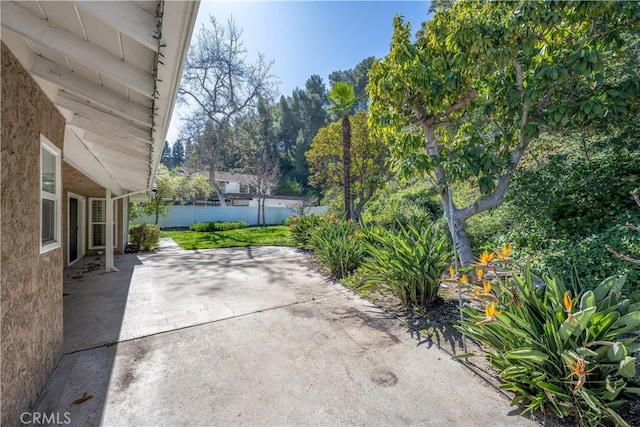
[33,239,538,426]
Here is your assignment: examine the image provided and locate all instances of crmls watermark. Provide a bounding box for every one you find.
[20,412,71,425]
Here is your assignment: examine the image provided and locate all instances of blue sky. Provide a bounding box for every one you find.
[167,0,431,144]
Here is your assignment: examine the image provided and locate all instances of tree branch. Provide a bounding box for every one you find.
[606,245,640,267]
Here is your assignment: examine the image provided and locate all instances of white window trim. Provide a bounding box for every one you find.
[40,135,62,254]
[88,198,118,249]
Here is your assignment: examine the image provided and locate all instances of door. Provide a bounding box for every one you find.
[69,197,78,262]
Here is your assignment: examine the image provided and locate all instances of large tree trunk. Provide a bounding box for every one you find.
[342,115,352,220]
[441,195,474,266]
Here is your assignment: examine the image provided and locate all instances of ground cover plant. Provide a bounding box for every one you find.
[161,226,291,250]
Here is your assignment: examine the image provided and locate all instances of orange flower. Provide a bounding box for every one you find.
[476,268,484,281]
[449,266,455,279]
[474,282,493,297]
[496,244,512,259]
[475,302,502,325]
[483,281,491,293]
[566,357,594,395]
[460,274,468,285]
[477,250,495,265]
[563,291,573,321]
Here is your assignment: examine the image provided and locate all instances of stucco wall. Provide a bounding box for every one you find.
[1,43,65,427]
[63,163,124,267]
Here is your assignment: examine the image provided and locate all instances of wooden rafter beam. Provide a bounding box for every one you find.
[83,131,150,156]
[70,114,151,145]
[74,1,159,50]
[1,1,155,96]
[55,91,151,141]
[29,56,152,126]
[83,141,149,164]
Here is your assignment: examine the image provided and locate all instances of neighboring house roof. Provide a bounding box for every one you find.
[215,171,258,185]
[0,1,199,195]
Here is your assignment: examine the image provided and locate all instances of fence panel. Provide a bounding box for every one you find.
[132,205,327,228]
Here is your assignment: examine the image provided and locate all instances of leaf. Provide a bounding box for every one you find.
[607,342,627,362]
[618,356,636,378]
[505,348,549,363]
[559,307,596,340]
[72,392,93,405]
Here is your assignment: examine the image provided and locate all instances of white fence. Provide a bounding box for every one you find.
[132,205,327,228]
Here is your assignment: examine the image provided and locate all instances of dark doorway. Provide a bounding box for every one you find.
[69,197,78,263]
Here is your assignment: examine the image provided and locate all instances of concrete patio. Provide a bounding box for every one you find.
[31,239,537,426]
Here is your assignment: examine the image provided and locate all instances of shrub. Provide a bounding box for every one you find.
[129,224,160,251]
[308,216,365,279]
[455,258,640,426]
[360,221,452,308]
[286,214,323,248]
[189,221,247,232]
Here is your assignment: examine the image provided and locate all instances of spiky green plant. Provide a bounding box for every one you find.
[456,267,640,426]
[360,221,451,308]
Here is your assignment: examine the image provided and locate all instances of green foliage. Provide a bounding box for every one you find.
[465,133,640,292]
[129,224,160,251]
[308,216,365,279]
[161,226,291,250]
[368,1,639,263]
[306,111,390,219]
[276,177,304,196]
[143,165,212,224]
[286,214,324,248]
[189,221,247,232]
[456,265,640,426]
[360,222,452,308]
[363,180,443,230]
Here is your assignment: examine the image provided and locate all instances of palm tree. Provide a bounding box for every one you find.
[327,82,356,220]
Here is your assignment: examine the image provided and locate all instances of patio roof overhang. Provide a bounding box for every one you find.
[1,0,200,196]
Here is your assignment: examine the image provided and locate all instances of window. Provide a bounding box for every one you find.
[40,135,61,253]
[89,198,117,249]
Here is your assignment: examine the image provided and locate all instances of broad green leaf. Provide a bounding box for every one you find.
[607,342,627,362]
[559,307,596,341]
[618,356,636,378]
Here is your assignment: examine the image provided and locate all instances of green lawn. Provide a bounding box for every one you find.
[161,225,293,250]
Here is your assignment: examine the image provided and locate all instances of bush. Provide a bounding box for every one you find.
[455,258,640,426]
[286,214,323,248]
[189,221,247,232]
[360,221,452,308]
[308,216,365,279]
[129,224,160,251]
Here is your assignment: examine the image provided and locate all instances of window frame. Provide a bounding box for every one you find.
[88,198,118,249]
[40,135,62,254]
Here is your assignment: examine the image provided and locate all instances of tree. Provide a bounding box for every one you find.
[171,141,185,169]
[144,164,177,224]
[328,57,375,111]
[369,2,639,265]
[327,82,357,220]
[178,15,276,206]
[144,165,212,224]
[249,147,280,225]
[286,197,318,217]
[160,141,173,170]
[306,111,389,220]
